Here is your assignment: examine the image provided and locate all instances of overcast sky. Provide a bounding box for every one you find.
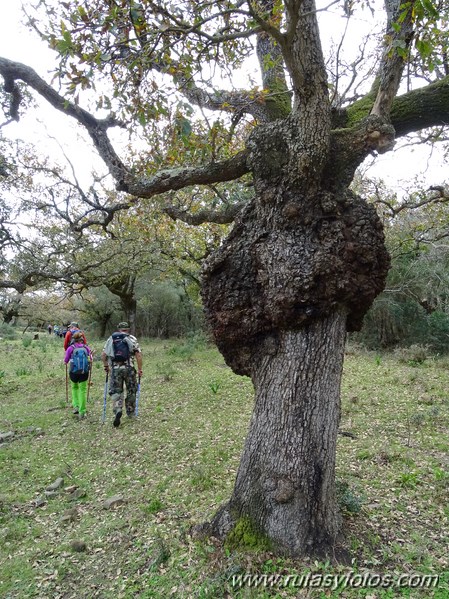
[1,1,447,195]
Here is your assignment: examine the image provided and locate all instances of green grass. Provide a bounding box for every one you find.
[0,336,447,598]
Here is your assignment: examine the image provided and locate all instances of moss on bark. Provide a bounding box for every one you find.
[225,516,272,552]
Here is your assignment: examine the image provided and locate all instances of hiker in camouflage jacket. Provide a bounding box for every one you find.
[101,322,143,428]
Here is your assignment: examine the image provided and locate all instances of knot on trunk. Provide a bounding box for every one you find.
[202,190,389,375]
[274,478,296,504]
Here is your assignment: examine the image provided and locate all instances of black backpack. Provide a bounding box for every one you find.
[112,332,131,363]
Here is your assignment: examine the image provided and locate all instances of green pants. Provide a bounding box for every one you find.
[71,380,88,415]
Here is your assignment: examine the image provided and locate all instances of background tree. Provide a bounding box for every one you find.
[352,178,449,349]
[1,0,449,556]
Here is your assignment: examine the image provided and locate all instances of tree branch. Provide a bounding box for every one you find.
[164,200,246,225]
[0,57,252,203]
[123,2,274,122]
[126,150,250,198]
[390,76,449,137]
[370,0,415,118]
[0,57,130,187]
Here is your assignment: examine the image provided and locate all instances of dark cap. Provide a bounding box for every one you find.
[70,322,79,328]
[117,322,130,329]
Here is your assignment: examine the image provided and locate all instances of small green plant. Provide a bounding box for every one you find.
[15,367,31,376]
[21,337,32,348]
[156,362,176,381]
[189,465,213,491]
[374,354,381,366]
[0,370,5,383]
[145,498,163,514]
[0,322,18,340]
[356,449,371,460]
[427,405,440,422]
[433,467,448,482]
[336,480,363,514]
[409,412,426,428]
[167,343,194,360]
[208,381,221,394]
[146,536,171,570]
[398,471,419,489]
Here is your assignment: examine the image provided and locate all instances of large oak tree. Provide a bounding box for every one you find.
[1,0,448,555]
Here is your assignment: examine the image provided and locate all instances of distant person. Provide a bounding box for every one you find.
[64,331,92,419]
[47,324,52,335]
[101,322,143,428]
[60,326,67,339]
[53,324,60,337]
[64,321,87,350]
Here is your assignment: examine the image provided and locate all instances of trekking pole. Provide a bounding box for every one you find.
[86,359,93,404]
[135,375,141,417]
[102,372,109,424]
[65,363,69,404]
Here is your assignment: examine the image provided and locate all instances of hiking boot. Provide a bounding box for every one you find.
[79,413,86,420]
[126,408,135,418]
[113,411,122,428]
[73,408,79,415]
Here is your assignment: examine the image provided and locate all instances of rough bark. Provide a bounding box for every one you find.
[206,313,346,555]
[390,77,449,137]
[202,117,390,377]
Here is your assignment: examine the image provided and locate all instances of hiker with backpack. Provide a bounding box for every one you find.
[101,322,143,428]
[64,331,93,419]
[64,321,87,350]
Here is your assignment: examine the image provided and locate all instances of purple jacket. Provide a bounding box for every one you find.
[64,341,92,364]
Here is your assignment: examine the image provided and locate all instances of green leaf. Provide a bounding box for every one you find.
[420,0,439,18]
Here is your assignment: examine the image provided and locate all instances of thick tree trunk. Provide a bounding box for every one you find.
[200,115,390,557]
[210,311,346,555]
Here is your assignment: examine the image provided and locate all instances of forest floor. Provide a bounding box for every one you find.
[0,334,448,598]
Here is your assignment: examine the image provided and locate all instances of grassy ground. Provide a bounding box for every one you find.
[0,334,447,598]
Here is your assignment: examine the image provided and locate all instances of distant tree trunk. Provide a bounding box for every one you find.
[122,296,137,334]
[98,313,112,338]
[0,294,23,325]
[106,274,137,334]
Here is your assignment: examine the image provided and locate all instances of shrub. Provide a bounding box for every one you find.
[336,480,363,515]
[0,322,18,340]
[156,362,176,381]
[394,344,429,365]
